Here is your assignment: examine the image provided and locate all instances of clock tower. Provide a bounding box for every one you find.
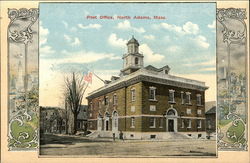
[121,36,144,75]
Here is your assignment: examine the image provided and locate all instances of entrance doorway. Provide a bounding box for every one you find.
[168,119,174,132]
[166,108,178,132]
[112,111,118,133]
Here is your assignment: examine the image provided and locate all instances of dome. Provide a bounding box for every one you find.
[127,36,139,45]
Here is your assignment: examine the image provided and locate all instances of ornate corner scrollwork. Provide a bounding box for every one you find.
[217,8,248,151]
[217,8,247,45]
[8,8,39,44]
[8,8,39,150]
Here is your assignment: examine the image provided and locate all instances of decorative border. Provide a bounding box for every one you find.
[217,8,248,150]
[7,8,39,150]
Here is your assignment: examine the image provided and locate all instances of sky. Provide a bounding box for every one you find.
[39,3,216,107]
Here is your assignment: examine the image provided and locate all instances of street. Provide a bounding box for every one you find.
[40,133,217,157]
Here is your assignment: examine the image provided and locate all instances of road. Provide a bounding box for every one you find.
[40,133,217,157]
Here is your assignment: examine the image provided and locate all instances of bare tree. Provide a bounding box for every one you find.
[64,72,88,135]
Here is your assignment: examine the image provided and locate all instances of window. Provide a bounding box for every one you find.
[149,117,156,128]
[159,117,163,128]
[187,119,191,128]
[181,91,185,104]
[186,108,191,114]
[197,119,202,128]
[104,96,109,105]
[131,88,136,101]
[169,90,175,103]
[89,113,92,117]
[186,92,191,104]
[167,109,176,116]
[150,105,156,111]
[181,119,185,128]
[77,122,81,129]
[131,106,135,112]
[197,109,202,115]
[90,102,93,110]
[149,87,156,100]
[197,94,202,105]
[113,94,117,105]
[135,57,139,65]
[131,117,135,128]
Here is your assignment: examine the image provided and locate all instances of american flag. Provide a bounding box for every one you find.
[84,72,92,83]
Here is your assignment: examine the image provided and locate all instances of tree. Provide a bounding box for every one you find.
[64,72,88,135]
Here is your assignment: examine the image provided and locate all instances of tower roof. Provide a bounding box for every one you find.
[127,36,139,45]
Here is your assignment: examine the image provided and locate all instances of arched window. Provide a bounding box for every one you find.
[135,57,139,65]
[167,109,176,116]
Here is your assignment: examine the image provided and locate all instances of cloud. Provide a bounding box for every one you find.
[153,21,199,35]
[183,21,199,35]
[116,20,145,33]
[143,34,155,40]
[198,67,216,72]
[71,37,81,46]
[140,43,165,63]
[57,50,120,64]
[108,33,127,48]
[40,45,55,55]
[184,58,215,67]
[78,23,102,29]
[192,35,210,49]
[166,46,180,52]
[208,20,216,29]
[70,27,78,32]
[63,34,81,46]
[40,22,49,46]
[63,34,71,42]
[40,22,55,56]
[62,21,68,29]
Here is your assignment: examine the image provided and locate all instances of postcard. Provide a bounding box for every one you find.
[0,0,249,163]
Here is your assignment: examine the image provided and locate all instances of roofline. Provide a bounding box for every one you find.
[87,69,209,99]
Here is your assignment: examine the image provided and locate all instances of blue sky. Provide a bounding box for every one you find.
[39,3,216,106]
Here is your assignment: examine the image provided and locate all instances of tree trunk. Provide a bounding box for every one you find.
[65,118,68,134]
[73,113,78,134]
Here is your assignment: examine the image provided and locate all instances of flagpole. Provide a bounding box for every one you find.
[92,71,106,84]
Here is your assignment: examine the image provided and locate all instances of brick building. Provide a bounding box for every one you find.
[87,37,209,139]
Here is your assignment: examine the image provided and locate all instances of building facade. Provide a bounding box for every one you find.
[40,105,88,134]
[87,37,208,139]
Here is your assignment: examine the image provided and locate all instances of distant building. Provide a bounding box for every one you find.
[87,37,209,139]
[40,105,88,134]
[40,107,66,134]
[205,106,216,134]
[76,105,88,131]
